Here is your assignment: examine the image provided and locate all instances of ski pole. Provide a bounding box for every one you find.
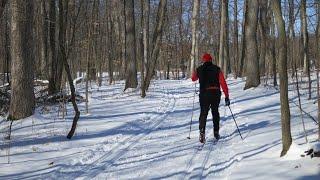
[187,83,197,139]
[228,105,244,140]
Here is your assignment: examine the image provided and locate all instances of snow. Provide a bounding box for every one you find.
[0,76,319,179]
[311,142,320,152]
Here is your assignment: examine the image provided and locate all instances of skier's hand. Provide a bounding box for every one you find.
[225,97,230,106]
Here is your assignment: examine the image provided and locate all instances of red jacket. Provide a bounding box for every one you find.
[192,71,229,98]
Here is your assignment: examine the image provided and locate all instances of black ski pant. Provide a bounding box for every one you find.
[199,90,221,134]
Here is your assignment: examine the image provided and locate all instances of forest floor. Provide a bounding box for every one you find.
[0,75,319,179]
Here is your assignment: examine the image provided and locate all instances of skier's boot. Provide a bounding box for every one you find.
[199,132,205,143]
[214,131,220,140]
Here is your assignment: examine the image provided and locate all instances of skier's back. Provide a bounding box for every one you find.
[191,53,230,143]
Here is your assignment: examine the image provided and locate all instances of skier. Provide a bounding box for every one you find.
[191,53,230,143]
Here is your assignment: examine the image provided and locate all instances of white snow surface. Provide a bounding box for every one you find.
[1,77,320,180]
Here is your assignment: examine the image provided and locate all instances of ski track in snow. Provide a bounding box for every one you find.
[86,80,243,179]
[2,77,319,179]
[0,79,247,180]
[75,83,177,179]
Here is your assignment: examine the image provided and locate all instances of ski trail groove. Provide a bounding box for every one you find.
[183,109,238,179]
[75,87,177,179]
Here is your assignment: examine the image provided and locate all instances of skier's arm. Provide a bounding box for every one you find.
[191,71,198,81]
[219,71,229,97]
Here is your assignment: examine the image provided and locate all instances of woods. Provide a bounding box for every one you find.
[0,0,319,157]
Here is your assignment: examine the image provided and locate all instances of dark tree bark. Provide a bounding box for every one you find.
[40,0,49,79]
[141,0,150,97]
[124,0,138,90]
[48,0,58,95]
[244,0,260,89]
[270,17,277,87]
[9,0,35,120]
[258,0,268,76]
[56,0,67,86]
[238,0,247,77]
[4,9,10,86]
[0,0,7,18]
[271,0,292,157]
[288,0,295,78]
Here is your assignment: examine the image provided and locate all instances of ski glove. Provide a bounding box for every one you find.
[225,97,230,106]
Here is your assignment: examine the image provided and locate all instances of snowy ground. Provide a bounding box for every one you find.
[0,76,319,179]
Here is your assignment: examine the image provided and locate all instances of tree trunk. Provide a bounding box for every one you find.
[207,0,215,51]
[271,0,292,157]
[190,0,200,77]
[56,0,65,87]
[233,0,239,78]
[258,0,267,77]
[142,0,167,97]
[288,0,295,78]
[58,0,81,139]
[85,1,95,114]
[124,0,138,90]
[106,0,113,85]
[4,9,10,86]
[238,0,247,77]
[141,0,150,97]
[48,0,58,95]
[244,0,260,89]
[219,0,230,77]
[40,0,48,79]
[9,0,35,120]
[270,19,277,87]
[316,0,320,140]
[179,0,186,78]
[301,0,312,99]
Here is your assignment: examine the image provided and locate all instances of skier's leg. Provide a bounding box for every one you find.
[211,91,221,136]
[199,92,210,134]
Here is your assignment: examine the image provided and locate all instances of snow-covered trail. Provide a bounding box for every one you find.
[1,77,319,179]
[76,80,240,180]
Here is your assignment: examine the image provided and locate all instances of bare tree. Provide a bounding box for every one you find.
[271,0,292,157]
[124,0,138,90]
[142,0,167,97]
[57,0,82,139]
[207,0,215,52]
[288,0,295,75]
[270,15,277,87]
[179,0,186,78]
[8,0,35,120]
[238,0,247,77]
[105,0,113,85]
[301,0,312,100]
[316,0,320,140]
[219,0,230,76]
[189,0,200,76]
[258,0,268,77]
[141,0,150,97]
[85,0,95,114]
[48,0,58,95]
[244,0,260,89]
[40,0,48,79]
[233,0,239,78]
